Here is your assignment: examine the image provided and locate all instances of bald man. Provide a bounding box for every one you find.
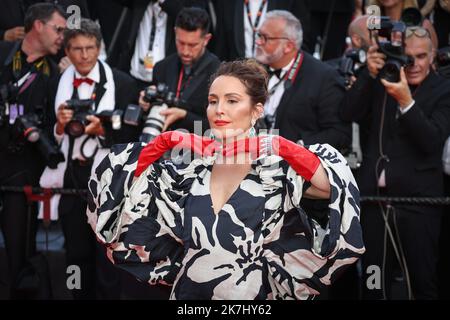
[347,15,371,51]
[340,29,450,299]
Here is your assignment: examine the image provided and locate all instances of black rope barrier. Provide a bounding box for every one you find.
[2,185,450,205]
[360,196,450,206]
[0,186,88,196]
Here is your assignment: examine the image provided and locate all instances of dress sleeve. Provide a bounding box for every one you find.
[258,144,365,299]
[86,143,198,285]
[287,143,365,259]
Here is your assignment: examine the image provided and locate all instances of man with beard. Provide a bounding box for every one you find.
[138,7,220,135]
[254,10,350,150]
[253,11,351,300]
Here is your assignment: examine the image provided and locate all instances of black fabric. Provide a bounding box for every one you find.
[273,52,351,151]
[59,161,95,300]
[360,202,442,300]
[309,10,353,60]
[434,4,450,48]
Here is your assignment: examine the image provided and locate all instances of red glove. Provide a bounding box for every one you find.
[135,131,218,177]
[222,135,321,181]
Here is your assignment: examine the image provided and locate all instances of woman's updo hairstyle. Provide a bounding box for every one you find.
[210,59,269,106]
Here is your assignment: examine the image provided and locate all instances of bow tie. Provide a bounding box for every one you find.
[73,77,94,88]
[268,68,282,79]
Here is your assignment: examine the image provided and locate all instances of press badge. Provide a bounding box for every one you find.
[143,51,154,72]
[9,103,19,125]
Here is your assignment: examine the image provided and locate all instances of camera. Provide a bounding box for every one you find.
[132,83,186,143]
[375,17,413,82]
[13,113,64,169]
[0,83,19,126]
[143,83,183,108]
[339,48,367,87]
[65,99,122,138]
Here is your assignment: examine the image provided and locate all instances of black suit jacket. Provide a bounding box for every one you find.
[152,50,220,132]
[213,0,312,61]
[340,68,450,197]
[114,0,208,72]
[273,52,350,150]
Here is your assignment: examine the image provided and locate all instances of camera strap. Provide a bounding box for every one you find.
[176,65,192,99]
[7,43,50,96]
[268,51,304,95]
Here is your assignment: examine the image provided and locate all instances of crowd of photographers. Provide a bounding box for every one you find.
[1,0,450,300]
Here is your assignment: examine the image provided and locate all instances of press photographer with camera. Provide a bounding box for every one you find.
[329,15,371,89]
[138,7,220,137]
[0,3,66,298]
[39,18,139,299]
[340,23,450,299]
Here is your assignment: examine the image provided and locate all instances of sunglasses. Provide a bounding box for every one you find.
[43,22,66,35]
[405,27,430,39]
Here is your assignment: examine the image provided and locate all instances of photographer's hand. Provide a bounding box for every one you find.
[367,45,386,79]
[85,115,105,136]
[380,67,414,109]
[161,107,187,132]
[139,90,152,112]
[55,103,73,135]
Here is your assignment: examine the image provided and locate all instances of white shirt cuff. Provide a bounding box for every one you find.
[399,100,415,115]
[54,124,64,144]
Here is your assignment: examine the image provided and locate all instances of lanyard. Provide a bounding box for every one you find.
[176,66,184,99]
[244,0,267,55]
[268,51,304,95]
[148,3,158,51]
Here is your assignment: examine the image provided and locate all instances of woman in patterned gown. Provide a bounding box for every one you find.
[86,59,365,300]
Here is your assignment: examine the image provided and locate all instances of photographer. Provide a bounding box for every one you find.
[138,7,220,134]
[40,18,139,299]
[328,15,371,89]
[0,3,66,298]
[340,26,450,299]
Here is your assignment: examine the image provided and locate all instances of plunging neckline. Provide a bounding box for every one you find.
[208,165,254,215]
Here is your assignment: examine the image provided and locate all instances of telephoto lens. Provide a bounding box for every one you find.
[140,104,168,143]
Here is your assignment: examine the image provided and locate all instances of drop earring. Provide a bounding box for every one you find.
[249,119,257,137]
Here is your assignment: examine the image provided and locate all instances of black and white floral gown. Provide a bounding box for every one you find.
[87,141,365,300]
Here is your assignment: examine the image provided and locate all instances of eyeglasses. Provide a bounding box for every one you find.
[405,27,430,39]
[256,32,290,44]
[44,22,66,35]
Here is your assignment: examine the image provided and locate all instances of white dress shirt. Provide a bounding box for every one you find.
[264,57,295,118]
[130,1,168,82]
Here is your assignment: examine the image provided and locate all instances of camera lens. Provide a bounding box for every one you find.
[380,60,402,82]
[23,127,40,142]
[140,104,167,143]
[66,120,85,138]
